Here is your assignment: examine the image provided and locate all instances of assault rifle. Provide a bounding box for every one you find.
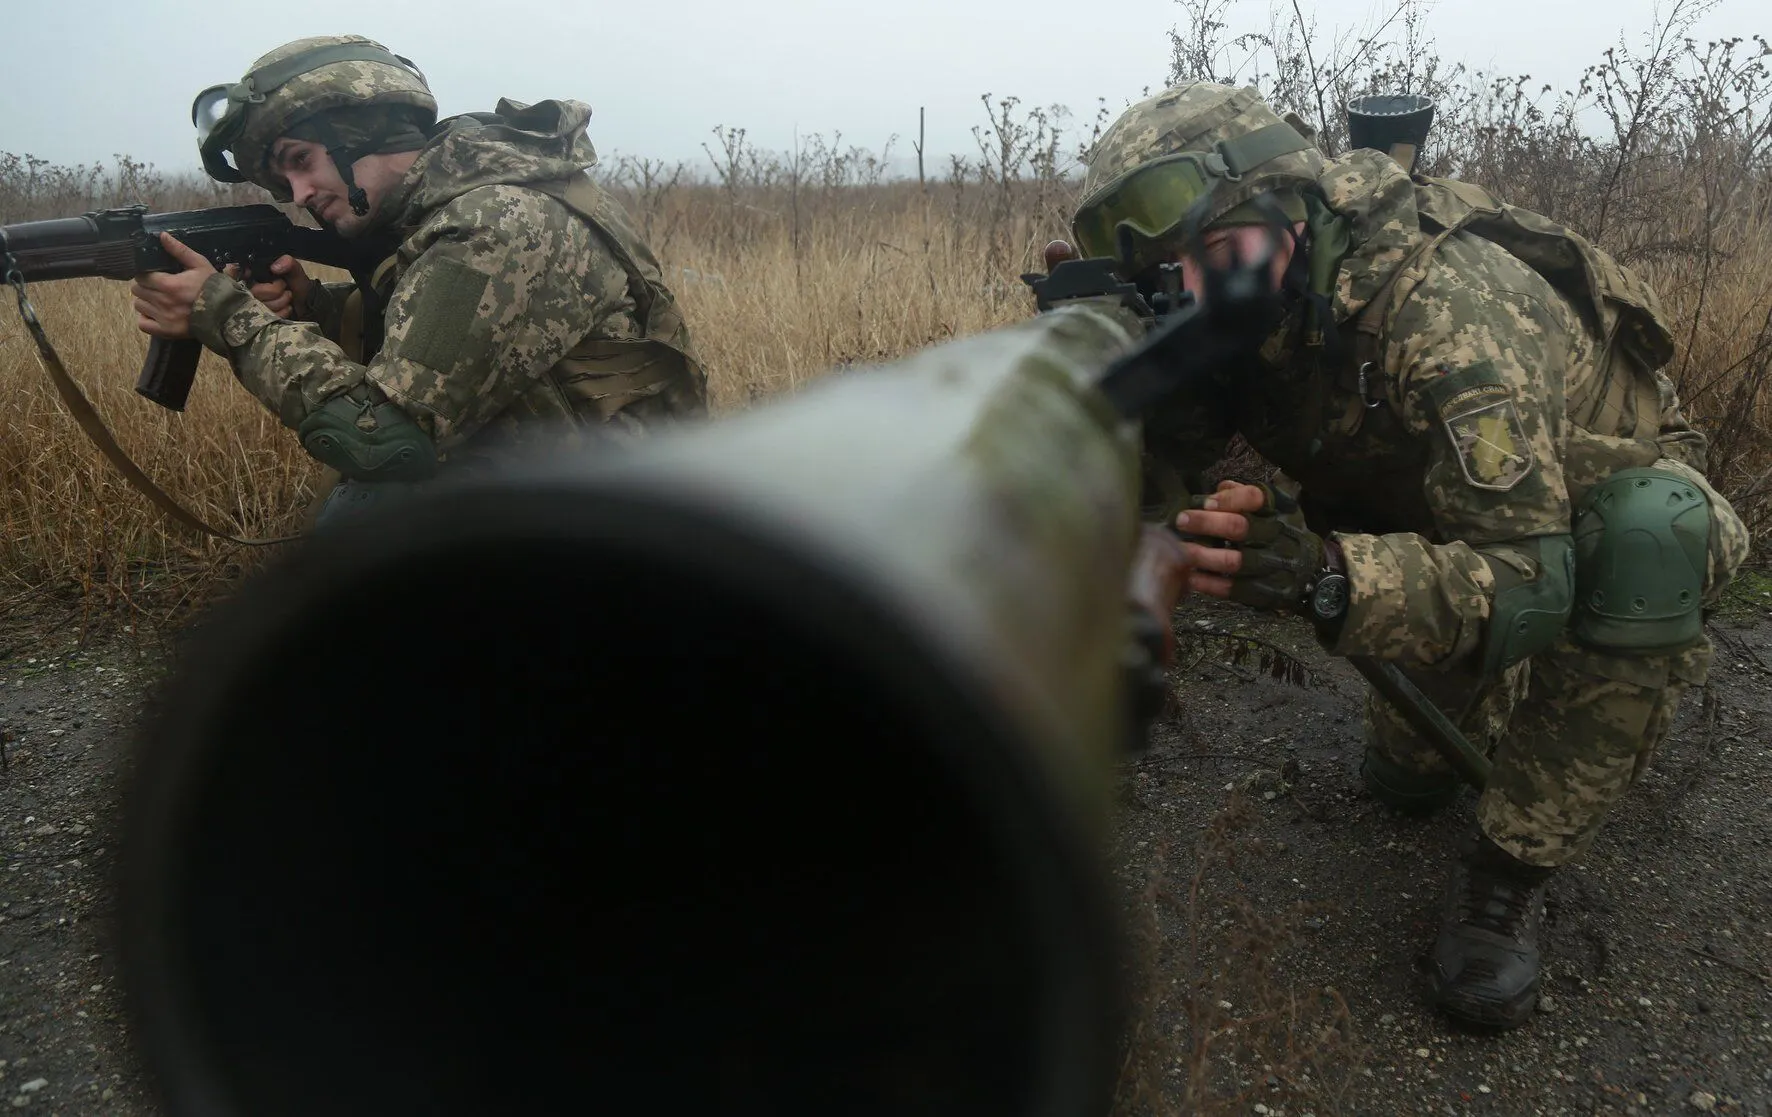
[115,249,1279,1116]
[0,202,387,410]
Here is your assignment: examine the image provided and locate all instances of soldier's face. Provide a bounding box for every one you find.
[269,140,353,227]
[1176,223,1303,301]
[267,139,403,238]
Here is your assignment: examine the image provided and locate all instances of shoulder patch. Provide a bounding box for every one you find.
[398,255,490,373]
[1423,360,1535,492]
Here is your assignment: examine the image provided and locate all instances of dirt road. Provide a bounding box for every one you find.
[2,598,1769,1115]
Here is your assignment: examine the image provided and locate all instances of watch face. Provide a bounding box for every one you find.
[1312,574,1349,621]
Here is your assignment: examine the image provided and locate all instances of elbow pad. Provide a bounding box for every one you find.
[1479,535,1575,675]
[298,391,438,483]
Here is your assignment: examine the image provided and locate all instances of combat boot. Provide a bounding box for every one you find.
[1361,747,1460,816]
[1429,831,1554,1029]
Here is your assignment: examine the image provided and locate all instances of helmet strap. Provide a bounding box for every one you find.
[346,181,372,217]
[282,105,434,219]
[1292,242,1341,358]
[293,116,375,217]
[1293,189,1355,355]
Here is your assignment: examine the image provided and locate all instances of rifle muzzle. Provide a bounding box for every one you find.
[118,305,1148,1117]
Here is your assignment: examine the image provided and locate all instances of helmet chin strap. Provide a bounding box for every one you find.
[302,115,374,217]
[329,145,374,217]
[1233,191,1341,361]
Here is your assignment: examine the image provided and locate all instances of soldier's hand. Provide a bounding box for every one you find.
[1172,480,1267,596]
[131,233,217,340]
[248,255,312,319]
[1174,480,1324,611]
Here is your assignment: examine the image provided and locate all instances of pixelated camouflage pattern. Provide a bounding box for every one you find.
[1318,153,1745,862]
[1365,657,1529,777]
[1312,151,1747,653]
[1134,139,1747,865]
[189,96,704,458]
[1080,83,1326,232]
[1331,531,1496,664]
[1365,629,1713,866]
[1475,633,1713,865]
[231,35,437,198]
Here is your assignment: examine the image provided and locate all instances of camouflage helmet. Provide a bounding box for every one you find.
[1073,82,1325,270]
[193,35,436,195]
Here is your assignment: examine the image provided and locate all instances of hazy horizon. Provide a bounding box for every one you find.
[4,0,1761,183]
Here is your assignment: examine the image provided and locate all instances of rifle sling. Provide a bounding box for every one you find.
[1341,220,1469,393]
[8,275,297,548]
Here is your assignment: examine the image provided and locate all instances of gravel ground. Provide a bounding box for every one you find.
[0,627,159,1116]
[1110,596,1772,1116]
[1,596,1768,1115]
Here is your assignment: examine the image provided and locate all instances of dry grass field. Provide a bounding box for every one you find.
[0,181,1061,618]
[4,3,1770,630]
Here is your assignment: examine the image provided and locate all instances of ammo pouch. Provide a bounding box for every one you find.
[555,337,701,421]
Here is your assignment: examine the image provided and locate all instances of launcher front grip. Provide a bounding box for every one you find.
[137,337,203,412]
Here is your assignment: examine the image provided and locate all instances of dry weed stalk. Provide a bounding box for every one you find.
[1112,795,1365,1116]
[3,2,1770,621]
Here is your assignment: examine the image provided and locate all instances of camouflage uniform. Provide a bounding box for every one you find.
[185,38,705,513]
[1105,86,1749,869]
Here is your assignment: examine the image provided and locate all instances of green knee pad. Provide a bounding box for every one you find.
[1572,467,1710,650]
[1361,748,1461,815]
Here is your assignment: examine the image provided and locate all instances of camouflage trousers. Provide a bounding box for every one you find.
[1367,633,1714,868]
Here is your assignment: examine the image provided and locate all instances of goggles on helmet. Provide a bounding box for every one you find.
[1070,152,1225,266]
[193,42,426,183]
[1070,120,1317,269]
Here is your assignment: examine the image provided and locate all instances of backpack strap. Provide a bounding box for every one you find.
[1341,183,1503,400]
[1338,224,1457,401]
[553,175,698,361]
[339,255,399,363]
[521,173,709,419]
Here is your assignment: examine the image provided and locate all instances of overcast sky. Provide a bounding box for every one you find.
[3,0,1759,181]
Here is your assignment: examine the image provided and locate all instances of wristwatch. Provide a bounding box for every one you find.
[1304,537,1349,637]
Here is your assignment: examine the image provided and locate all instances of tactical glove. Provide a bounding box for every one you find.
[1195,480,1325,613]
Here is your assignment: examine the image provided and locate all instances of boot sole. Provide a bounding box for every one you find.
[1430,973,1539,1029]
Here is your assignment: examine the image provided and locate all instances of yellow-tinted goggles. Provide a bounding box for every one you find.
[1070,152,1221,265]
[1072,121,1318,267]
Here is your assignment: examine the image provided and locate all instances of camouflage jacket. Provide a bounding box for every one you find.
[188,98,705,461]
[1141,148,1724,668]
